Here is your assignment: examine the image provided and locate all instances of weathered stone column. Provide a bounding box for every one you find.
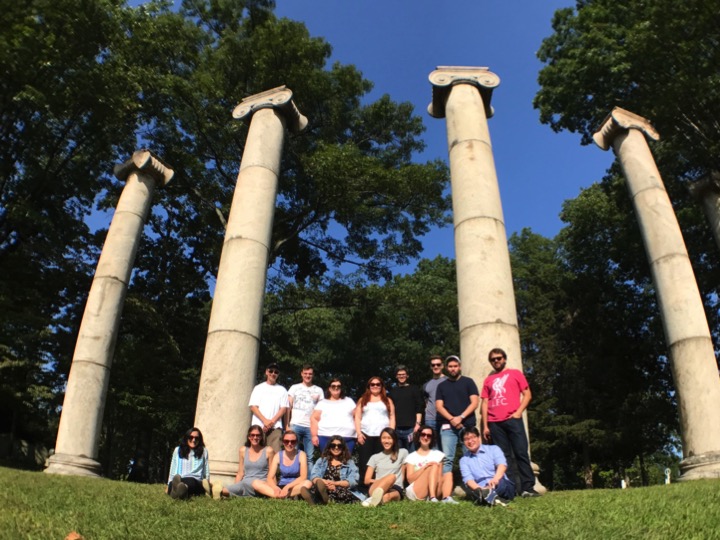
[428,66,545,492]
[45,150,173,477]
[594,107,720,480]
[194,86,307,483]
[689,171,720,253]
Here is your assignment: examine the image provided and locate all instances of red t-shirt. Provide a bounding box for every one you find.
[481,369,529,422]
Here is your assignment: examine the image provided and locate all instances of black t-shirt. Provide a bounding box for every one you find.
[388,384,424,428]
[436,376,479,427]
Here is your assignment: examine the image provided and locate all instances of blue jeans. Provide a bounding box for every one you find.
[488,417,534,493]
[395,427,415,452]
[291,424,314,468]
[439,426,466,474]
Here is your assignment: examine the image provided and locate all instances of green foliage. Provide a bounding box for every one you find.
[3,467,720,539]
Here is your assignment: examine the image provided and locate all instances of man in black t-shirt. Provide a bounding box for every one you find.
[388,365,424,451]
[435,355,479,474]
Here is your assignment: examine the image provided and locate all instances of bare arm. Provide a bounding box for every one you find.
[235,449,245,482]
[310,409,321,445]
[266,452,280,489]
[512,388,532,419]
[286,396,294,427]
[481,398,490,438]
[355,403,365,444]
[388,399,396,429]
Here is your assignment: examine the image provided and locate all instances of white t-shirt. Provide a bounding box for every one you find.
[288,383,324,427]
[360,400,390,436]
[315,397,357,438]
[404,449,446,472]
[248,382,289,429]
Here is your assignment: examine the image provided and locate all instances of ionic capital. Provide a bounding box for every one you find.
[688,171,720,201]
[232,85,308,133]
[427,66,500,119]
[113,150,174,187]
[592,107,660,151]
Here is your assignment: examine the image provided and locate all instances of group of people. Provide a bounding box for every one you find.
[166,348,541,507]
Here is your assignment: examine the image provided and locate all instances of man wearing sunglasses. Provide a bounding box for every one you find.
[249,362,289,453]
[480,348,539,498]
[422,355,446,447]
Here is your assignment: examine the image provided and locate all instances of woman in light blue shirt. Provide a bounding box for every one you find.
[167,427,211,499]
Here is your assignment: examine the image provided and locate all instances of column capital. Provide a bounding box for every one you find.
[688,171,720,201]
[232,85,308,133]
[592,107,660,151]
[427,66,500,119]
[113,149,174,187]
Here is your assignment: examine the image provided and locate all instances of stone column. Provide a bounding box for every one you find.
[428,66,545,491]
[45,150,173,477]
[594,107,720,480]
[689,171,720,253]
[194,86,307,483]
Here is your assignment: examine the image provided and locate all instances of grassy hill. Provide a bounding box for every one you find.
[1,467,718,539]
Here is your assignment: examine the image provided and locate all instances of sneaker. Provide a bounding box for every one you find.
[202,479,212,497]
[211,481,224,500]
[429,497,440,503]
[493,496,510,507]
[441,496,459,504]
[315,481,329,504]
[484,489,498,506]
[300,486,315,505]
[173,482,189,500]
[471,487,491,506]
[521,489,540,498]
[170,474,182,498]
[368,488,384,507]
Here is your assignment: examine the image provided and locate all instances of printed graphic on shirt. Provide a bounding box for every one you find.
[490,373,510,407]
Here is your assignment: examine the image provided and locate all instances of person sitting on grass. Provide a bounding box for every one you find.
[300,436,360,505]
[403,425,456,503]
[362,427,408,507]
[459,426,515,506]
[216,425,277,499]
[265,429,308,499]
[166,427,211,500]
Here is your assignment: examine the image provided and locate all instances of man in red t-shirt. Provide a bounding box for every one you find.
[480,348,539,498]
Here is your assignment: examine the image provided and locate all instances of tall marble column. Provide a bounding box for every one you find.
[594,107,720,480]
[689,171,720,253]
[428,67,544,491]
[194,86,307,483]
[45,150,173,477]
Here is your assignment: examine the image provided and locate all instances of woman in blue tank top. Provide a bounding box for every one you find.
[266,429,308,498]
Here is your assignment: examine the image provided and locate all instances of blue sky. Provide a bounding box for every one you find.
[273,1,615,267]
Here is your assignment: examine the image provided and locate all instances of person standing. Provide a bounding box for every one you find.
[355,376,395,484]
[388,365,424,451]
[248,362,289,453]
[481,347,539,498]
[435,355,479,474]
[287,364,323,466]
[422,355,446,443]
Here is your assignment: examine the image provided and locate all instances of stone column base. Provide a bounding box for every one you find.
[532,461,548,494]
[44,453,102,478]
[678,452,720,481]
[209,458,242,487]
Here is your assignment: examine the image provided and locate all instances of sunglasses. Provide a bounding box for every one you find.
[188,436,200,441]
[330,384,342,389]
[489,356,504,362]
[248,433,262,438]
[419,432,433,438]
[369,382,382,387]
[431,363,442,367]
[267,369,279,374]
[283,439,297,445]
[329,443,344,449]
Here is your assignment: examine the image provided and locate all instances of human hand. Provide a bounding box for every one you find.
[357,433,366,445]
[483,427,491,440]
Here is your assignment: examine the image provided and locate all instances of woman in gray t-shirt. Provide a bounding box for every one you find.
[362,428,408,507]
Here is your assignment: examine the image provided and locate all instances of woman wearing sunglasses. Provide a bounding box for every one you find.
[217,425,277,498]
[355,376,395,483]
[310,378,357,453]
[403,425,457,503]
[300,436,360,504]
[265,429,308,499]
[166,427,211,499]
[362,427,408,507]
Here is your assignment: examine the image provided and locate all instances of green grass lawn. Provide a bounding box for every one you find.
[1,466,718,540]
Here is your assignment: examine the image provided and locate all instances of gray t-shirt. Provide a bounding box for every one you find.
[423,376,446,424]
[367,449,408,487]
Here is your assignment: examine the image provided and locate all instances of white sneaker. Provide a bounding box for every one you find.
[442,496,459,504]
[429,497,440,503]
[368,488,384,507]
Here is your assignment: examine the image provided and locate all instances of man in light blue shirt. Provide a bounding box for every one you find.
[459,426,515,506]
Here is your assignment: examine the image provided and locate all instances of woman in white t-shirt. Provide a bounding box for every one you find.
[354,376,395,485]
[403,425,456,503]
[311,378,357,452]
